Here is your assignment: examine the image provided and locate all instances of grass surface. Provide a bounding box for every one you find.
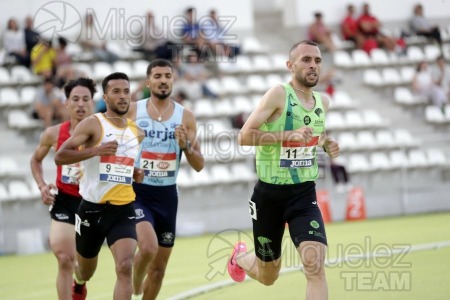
[1,212,449,299]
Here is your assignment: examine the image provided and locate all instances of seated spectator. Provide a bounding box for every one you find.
[33,76,68,127]
[79,13,119,63]
[174,52,217,100]
[433,56,450,100]
[2,18,30,67]
[132,11,178,61]
[30,36,56,77]
[204,9,240,58]
[341,4,361,48]
[181,7,208,50]
[308,12,336,52]
[55,37,75,87]
[412,61,448,109]
[410,4,442,46]
[357,3,397,53]
[24,16,40,54]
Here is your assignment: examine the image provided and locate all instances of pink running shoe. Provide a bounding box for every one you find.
[72,280,87,300]
[227,241,247,282]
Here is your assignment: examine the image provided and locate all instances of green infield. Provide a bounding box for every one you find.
[1,212,449,299]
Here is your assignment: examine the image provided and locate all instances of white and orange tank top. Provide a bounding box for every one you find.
[79,113,140,205]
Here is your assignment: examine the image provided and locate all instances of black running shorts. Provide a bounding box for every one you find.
[75,200,137,258]
[249,180,327,262]
[49,191,83,224]
[133,183,178,247]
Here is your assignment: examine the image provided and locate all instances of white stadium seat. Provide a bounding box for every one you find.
[246,75,268,93]
[352,49,371,67]
[406,46,425,63]
[363,69,383,87]
[370,48,390,66]
[333,50,353,69]
[347,154,372,173]
[252,55,273,72]
[370,152,392,170]
[326,111,345,130]
[424,44,441,61]
[425,105,447,124]
[389,150,409,169]
[338,132,357,151]
[375,130,396,149]
[214,98,235,116]
[0,88,21,107]
[8,180,33,201]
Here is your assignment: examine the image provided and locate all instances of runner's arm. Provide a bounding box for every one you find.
[318,93,339,158]
[30,126,58,204]
[179,109,204,172]
[55,116,117,165]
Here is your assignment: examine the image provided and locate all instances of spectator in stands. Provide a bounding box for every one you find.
[24,16,40,54]
[132,11,177,61]
[175,51,218,100]
[410,4,442,46]
[2,18,30,67]
[412,61,448,109]
[204,9,240,58]
[433,55,450,101]
[181,7,208,50]
[34,76,68,128]
[79,13,119,63]
[357,3,397,53]
[55,37,75,88]
[341,4,361,48]
[30,36,56,77]
[308,12,336,52]
[30,77,96,300]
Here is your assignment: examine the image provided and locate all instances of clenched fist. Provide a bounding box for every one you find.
[323,138,340,158]
[97,140,118,156]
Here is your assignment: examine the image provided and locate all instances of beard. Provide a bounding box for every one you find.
[152,89,172,100]
[296,73,319,88]
[110,103,129,116]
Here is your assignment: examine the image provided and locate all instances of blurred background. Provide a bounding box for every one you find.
[0,0,450,255]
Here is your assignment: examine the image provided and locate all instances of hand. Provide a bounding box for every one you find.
[133,168,144,183]
[40,183,57,206]
[323,138,340,158]
[97,140,118,156]
[174,124,188,149]
[289,126,313,143]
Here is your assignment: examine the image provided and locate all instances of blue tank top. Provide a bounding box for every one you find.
[135,98,184,186]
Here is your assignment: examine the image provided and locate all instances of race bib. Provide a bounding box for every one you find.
[61,163,80,184]
[99,155,134,184]
[280,136,319,168]
[140,151,176,178]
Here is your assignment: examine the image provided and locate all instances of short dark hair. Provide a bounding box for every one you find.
[64,77,97,99]
[146,59,173,77]
[289,40,319,59]
[101,72,129,93]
